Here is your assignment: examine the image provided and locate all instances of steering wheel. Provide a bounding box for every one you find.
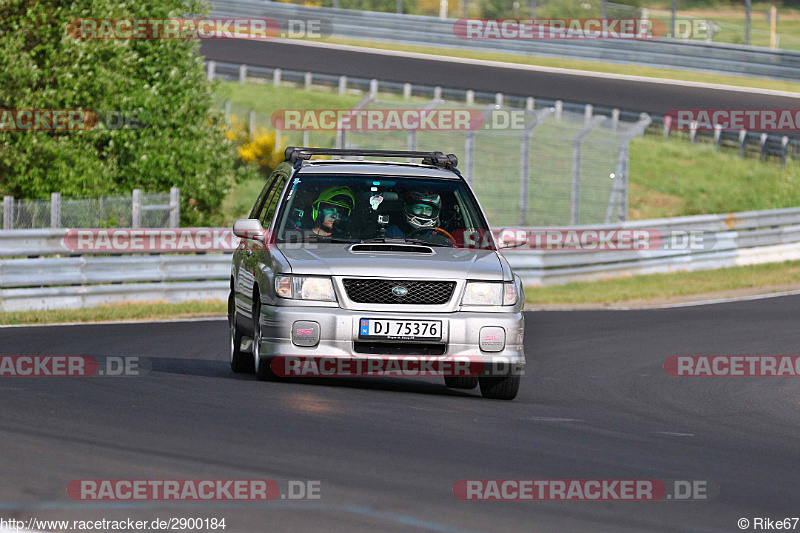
[407,226,457,246]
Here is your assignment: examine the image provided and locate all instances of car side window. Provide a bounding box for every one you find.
[249,177,275,219]
[260,177,286,228]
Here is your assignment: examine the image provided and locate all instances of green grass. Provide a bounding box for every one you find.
[525,260,800,305]
[628,135,800,220]
[293,35,800,94]
[0,300,226,326]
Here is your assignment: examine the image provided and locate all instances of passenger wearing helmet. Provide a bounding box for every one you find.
[310,185,355,237]
[386,191,446,241]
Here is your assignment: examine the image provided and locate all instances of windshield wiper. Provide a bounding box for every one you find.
[359,237,450,247]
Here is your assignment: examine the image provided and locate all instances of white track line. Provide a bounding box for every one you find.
[268,38,800,97]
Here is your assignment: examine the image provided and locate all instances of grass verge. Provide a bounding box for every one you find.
[0,300,226,326]
[525,260,800,305]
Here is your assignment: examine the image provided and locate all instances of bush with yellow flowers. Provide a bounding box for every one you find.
[225,116,284,177]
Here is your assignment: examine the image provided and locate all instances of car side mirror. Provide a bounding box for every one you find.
[233,218,266,240]
[496,228,528,249]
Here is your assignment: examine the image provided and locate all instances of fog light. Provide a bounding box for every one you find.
[292,321,320,347]
[479,327,505,352]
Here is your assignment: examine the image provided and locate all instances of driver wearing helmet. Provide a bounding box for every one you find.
[386,191,446,241]
[310,185,355,237]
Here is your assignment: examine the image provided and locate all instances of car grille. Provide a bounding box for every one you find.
[342,278,456,305]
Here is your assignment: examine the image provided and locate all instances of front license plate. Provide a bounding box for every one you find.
[359,319,442,341]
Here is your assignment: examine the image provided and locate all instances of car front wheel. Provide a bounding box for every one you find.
[229,293,253,373]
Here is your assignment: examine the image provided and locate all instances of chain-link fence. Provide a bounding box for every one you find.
[1,189,180,229]
[343,99,649,226]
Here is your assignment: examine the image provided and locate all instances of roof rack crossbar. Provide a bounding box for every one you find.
[284,147,458,168]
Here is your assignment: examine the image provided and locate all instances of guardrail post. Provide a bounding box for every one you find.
[713,124,722,149]
[369,79,378,98]
[169,188,180,228]
[739,129,747,157]
[611,108,619,132]
[273,68,282,87]
[339,76,347,95]
[132,189,142,229]
[304,72,313,90]
[403,83,412,100]
[464,132,475,185]
[760,132,768,160]
[3,196,14,230]
[495,93,503,107]
[206,60,215,82]
[50,193,61,229]
[238,64,247,84]
[526,97,534,111]
[466,90,474,106]
[434,86,442,100]
[555,100,563,121]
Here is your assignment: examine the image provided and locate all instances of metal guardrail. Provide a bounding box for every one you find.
[208,60,799,164]
[2,206,800,310]
[211,1,800,80]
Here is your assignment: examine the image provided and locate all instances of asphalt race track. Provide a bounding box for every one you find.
[2,295,799,531]
[200,39,800,117]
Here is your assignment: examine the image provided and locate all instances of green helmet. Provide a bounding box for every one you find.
[312,186,355,222]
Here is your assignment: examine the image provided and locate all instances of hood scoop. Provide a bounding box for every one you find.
[350,243,434,255]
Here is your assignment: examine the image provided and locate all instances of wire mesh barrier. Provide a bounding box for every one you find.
[342,99,649,226]
[1,189,180,230]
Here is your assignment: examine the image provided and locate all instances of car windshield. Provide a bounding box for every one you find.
[274,173,494,248]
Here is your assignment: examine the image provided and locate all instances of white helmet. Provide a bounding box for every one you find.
[403,191,441,229]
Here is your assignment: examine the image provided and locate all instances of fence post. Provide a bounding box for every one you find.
[554,100,563,121]
[50,193,61,229]
[464,132,475,185]
[273,68,282,87]
[434,86,442,100]
[664,115,672,138]
[782,136,789,166]
[526,97,534,111]
[238,64,247,84]
[570,116,606,225]
[207,60,215,82]
[713,124,722,149]
[304,72,313,90]
[760,132,768,160]
[584,104,593,126]
[618,145,630,222]
[403,83,412,100]
[249,109,256,140]
[689,120,698,143]
[132,189,142,229]
[407,130,417,151]
[739,129,747,157]
[169,187,180,228]
[495,93,503,107]
[3,196,13,230]
[339,76,347,95]
[369,79,378,98]
[224,100,231,126]
[518,132,530,225]
[303,129,310,147]
[466,90,474,106]
[611,108,619,132]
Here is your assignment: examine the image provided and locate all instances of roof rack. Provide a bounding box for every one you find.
[284,147,459,168]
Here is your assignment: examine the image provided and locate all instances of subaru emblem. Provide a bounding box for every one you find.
[392,286,408,297]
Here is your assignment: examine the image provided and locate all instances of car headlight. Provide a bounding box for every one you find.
[461,282,517,306]
[275,275,337,302]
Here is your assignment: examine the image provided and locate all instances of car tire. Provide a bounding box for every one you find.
[229,293,253,373]
[479,374,520,400]
[444,376,479,389]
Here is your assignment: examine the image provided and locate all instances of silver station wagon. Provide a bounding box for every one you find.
[229,148,525,400]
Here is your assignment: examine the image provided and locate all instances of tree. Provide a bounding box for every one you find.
[0,0,255,226]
